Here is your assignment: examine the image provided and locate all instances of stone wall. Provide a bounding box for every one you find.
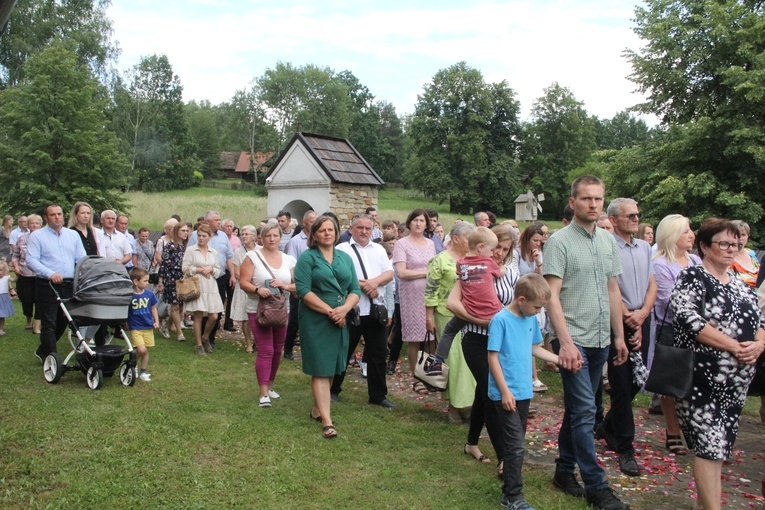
[329,183,379,227]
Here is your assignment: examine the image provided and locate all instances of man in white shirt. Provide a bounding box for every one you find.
[332,214,396,408]
[9,215,29,254]
[116,214,136,268]
[98,210,132,265]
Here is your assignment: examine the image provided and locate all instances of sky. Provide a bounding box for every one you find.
[106,0,650,122]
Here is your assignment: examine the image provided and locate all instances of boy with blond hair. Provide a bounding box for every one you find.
[488,273,559,510]
[127,267,159,381]
[425,227,505,375]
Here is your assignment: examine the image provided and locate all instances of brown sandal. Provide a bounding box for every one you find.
[412,381,429,395]
[665,432,687,455]
[323,425,337,439]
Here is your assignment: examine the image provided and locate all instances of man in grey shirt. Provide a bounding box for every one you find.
[599,197,656,478]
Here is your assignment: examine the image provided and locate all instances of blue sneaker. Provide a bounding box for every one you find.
[501,495,535,510]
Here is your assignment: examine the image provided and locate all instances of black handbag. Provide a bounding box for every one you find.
[644,322,694,399]
[350,244,388,326]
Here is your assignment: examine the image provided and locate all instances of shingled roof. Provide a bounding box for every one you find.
[266,132,384,186]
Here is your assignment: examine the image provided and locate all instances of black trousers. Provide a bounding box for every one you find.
[602,318,651,454]
[331,315,389,403]
[283,294,299,355]
[17,275,38,319]
[387,303,403,363]
[202,272,229,343]
[36,278,73,357]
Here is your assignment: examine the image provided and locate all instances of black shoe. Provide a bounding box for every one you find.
[647,404,663,415]
[330,393,339,403]
[223,326,237,332]
[618,453,640,477]
[552,471,585,498]
[585,487,629,509]
[385,360,396,375]
[370,398,397,408]
[34,347,44,365]
[284,351,294,360]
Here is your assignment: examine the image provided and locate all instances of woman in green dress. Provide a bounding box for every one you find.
[294,215,360,439]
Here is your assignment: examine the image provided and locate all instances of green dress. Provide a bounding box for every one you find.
[295,247,361,377]
[425,251,477,409]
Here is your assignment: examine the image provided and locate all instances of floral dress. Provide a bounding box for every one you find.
[670,265,764,460]
[158,241,185,304]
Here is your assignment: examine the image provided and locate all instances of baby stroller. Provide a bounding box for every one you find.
[42,256,137,390]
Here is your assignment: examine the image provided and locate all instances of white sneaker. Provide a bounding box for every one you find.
[267,389,281,399]
[360,362,368,378]
[259,395,271,407]
[532,379,548,392]
[139,373,152,382]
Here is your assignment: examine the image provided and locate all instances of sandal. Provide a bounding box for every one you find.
[665,432,687,455]
[464,444,492,463]
[176,335,186,342]
[412,381,429,395]
[310,410,321,422]
[323,425,337,439]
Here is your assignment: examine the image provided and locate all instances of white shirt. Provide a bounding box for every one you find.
[9,226,29,247]
[97,228,132,263]
[337,238,393,316]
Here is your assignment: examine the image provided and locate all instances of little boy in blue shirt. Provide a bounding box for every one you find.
[488,273,560,510]
[128,268,159,381]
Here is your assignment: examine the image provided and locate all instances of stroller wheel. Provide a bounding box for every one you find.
[119,364,136,387]
[86,366,104,390]
[43,353,63,384]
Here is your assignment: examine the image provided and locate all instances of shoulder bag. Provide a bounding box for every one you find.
[643,278,706,399]
[350,244,388,325]
[253,252,288,328]
[176,274,200,302]
[414,331,449,391]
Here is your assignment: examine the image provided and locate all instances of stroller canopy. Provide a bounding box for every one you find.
[72,256,133,306]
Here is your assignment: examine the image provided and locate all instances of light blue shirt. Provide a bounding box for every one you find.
[26,225,87,279]
[487,308,543,401]
[189,229,232,272]
[286,231,309,260]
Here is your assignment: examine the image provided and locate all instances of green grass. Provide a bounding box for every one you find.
[0,299,590,509]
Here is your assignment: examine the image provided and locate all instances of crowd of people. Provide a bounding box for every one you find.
[3,180,765,510]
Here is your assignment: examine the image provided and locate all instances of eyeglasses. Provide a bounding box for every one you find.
[625,213,641,221]
[711,241,743,251]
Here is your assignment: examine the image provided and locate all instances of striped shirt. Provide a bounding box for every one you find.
[464,261,519,336]
[543,220,622,348]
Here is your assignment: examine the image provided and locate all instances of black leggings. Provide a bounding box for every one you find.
[462,331,506,458]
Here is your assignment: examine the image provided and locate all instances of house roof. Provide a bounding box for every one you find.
[266,132,384,186]
[219,152,240,171]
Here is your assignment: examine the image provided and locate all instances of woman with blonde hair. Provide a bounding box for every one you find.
[240,220,297,407]
[182,224,224,356]
[68,202,99,256]
[650,214,700,455]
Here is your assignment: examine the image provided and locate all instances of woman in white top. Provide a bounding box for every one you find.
[182,224,224,357]
[239,220,297,407]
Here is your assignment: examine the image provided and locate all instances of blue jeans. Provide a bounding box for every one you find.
[552,340,609,492]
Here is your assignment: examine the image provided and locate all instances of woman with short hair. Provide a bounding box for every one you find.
[230,225,259,353]
[239,221,296,407]
[11,214,43,333]
[294,215,360,438]
[671,217,765,509]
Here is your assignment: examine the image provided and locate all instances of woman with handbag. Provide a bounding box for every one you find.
[424,221,477,424]
[671,218,765,510]
[392,208,436,387]
[181,224,224,357]
[230,225,259,354]
[448,225,519,479]
[157,222,190,342]
[294,215,360,439]
[239,221,296,407]
[650,214,699,455]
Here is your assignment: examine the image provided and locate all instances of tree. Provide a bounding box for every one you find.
[0,41,128,215]
[617,0,765,240]
[406,62,523,214]
[521,82,597,218]
[110,54,201,191]
[185,100,221,178]
[594,111,652,150]
[256,62,352,149]
[0,0,118,88]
